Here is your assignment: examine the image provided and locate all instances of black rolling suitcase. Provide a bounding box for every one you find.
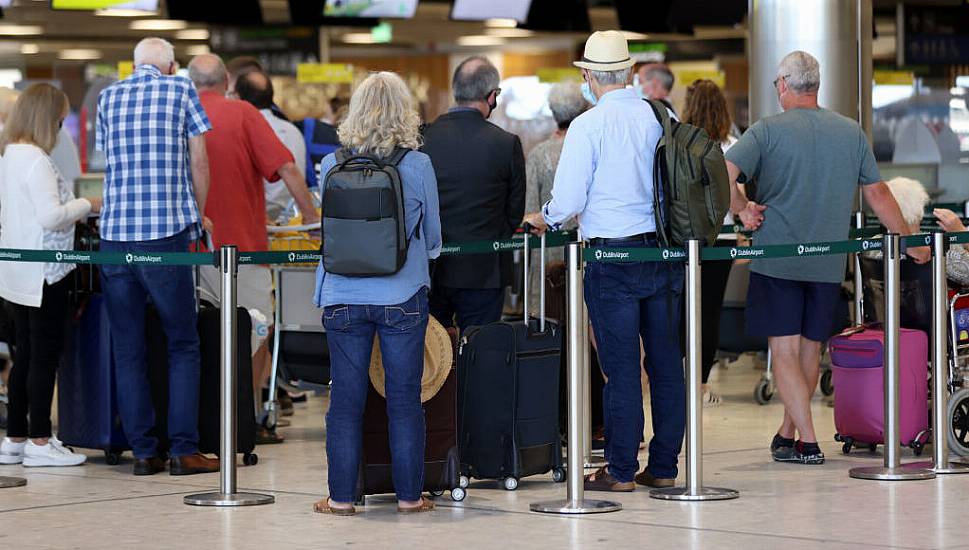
[457,233,565,491]
[356,370,464,504]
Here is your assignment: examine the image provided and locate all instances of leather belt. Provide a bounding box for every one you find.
[586,233,657,246]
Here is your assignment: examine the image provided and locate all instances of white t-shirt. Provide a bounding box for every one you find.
[260,109,307,224]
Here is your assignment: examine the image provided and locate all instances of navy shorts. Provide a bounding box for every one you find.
[746,272,841,343]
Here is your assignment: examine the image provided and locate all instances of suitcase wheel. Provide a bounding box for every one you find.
[450,487,466,502]
[754,379,773,405]
[840,437,854,455]
[459,475,470,489]
[428,489,445,497]
[354,496,365,507]
[502,477,519,491]
[910,440,924,457]
[819,369,834,396]
[552,467,566,483]
[243,452,258,466]
[104,451,122,466]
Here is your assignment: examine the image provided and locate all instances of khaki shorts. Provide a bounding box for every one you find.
[198,265,275,352]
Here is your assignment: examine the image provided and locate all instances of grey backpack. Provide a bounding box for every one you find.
[322,148,413,277]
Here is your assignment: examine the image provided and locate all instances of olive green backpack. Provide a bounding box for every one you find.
[645,99,731,248]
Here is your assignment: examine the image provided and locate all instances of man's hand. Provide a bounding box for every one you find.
[907,245,930,265]
[522,212,548,235]
[738,201,767,231]
[935,208,968,233]
[202,216,214,234]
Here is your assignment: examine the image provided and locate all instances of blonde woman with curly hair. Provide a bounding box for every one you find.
[313,71,442,516]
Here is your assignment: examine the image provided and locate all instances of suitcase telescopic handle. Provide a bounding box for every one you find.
[521,224,547,332]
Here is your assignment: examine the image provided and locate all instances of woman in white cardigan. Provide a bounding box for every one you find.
[0,84,100,467]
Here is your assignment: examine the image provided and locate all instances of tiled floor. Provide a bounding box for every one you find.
[2,356,966,550]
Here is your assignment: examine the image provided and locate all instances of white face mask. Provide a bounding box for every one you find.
[632,74,647,100]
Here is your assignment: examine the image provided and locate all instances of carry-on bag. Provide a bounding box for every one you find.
[829,326,929,455]
[457,232,565,490]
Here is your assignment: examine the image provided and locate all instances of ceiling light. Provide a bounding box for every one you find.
[59,49,102,60]
[21,44,39,55]
[342,33,376,44]
[176,29,210,40]
[0,25,43,36]
[129,19,188,31]
[457,35,506,47]
[485,28,534,38]
[95,9,158,17]
[485,18,518,28]
[185,45,210,56]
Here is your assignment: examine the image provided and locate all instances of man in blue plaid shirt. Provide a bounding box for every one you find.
[96,37,218,477]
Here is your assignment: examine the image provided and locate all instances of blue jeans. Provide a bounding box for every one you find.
[584,238,685,482]
[323,288,429,503]
[428,286,504,332]
[100,229,200,459]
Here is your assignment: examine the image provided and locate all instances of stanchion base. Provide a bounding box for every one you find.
[184,492,275,507]
[583,461,608,469]
[906,461,969,475]
[529,499,622,514]
[0,476,26,488]
[649,486,739,501]
[849,466,936,481]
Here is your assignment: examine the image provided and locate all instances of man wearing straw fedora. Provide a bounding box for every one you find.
[524,30,684,492]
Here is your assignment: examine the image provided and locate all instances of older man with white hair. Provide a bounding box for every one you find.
[725,50,928,465]
[524,30,684,492]
[96,37,217,476]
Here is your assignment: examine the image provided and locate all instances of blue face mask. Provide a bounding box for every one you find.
[632,74,646,100]
[581,81,598,106]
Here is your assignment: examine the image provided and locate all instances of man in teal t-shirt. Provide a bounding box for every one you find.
[725,50,928,466]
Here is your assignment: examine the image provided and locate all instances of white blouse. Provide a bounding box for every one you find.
[0,143,91,307]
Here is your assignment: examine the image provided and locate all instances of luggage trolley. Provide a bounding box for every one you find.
[264,223,329,430]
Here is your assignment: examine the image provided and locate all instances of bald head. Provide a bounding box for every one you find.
[188,54,228,94]
[235,70,274,111]
[452,56,500,105]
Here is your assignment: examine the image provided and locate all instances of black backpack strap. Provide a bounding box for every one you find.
[335,148,351,163]
[385,147,410,167]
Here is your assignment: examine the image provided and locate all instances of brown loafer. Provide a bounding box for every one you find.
[583,467,635,492]
[133,456,166,476]
[169,453,219,476]
[634,469,675,488]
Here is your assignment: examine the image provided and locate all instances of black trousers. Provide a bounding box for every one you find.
[680,239,735,385]
[7,276,71,439]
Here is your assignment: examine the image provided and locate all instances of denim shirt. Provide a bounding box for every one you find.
[313,150,442,307]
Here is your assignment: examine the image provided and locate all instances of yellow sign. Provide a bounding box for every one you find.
[52,0,148,8]
[536,68,582,84]
[874,70,914,86]
[117,61,133,80]
[674,70,726,88]
[297,64,354,84]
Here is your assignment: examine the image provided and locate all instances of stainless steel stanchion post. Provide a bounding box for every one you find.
[850,234,936,481]
[185,247,275,506]
[911,232,969,474]
[652,239,738,501]
[0,476,26,488]
[531,241,621,515]
[853,211,865,325]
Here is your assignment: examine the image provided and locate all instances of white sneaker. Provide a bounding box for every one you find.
[22,439,87,467]
[0,437,25,464]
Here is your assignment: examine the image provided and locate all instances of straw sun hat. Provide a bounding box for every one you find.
[573,30,636,72]
[369,316,453,403]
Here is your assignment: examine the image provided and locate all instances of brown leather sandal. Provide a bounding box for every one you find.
[313,498,356,516]
[397,497,436,514]
[584,467,635,492]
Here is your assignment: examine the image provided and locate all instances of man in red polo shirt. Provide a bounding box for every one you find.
[188,54,320,444]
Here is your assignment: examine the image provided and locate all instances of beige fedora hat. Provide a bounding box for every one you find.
[369,316,453,403]
[574,30,635,72]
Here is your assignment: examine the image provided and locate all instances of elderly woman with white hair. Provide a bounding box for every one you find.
[313,71,442,516]
[524,83,589,315]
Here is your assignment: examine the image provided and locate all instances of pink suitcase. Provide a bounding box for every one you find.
[828,326,929,455]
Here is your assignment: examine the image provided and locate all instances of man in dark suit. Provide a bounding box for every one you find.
[422,56,526,332]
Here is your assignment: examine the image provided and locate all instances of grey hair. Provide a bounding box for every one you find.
[778,50,821,94]
[547,83,588,129]
[589,68,631,87]
[453,56,500,104]
[642,65,674,92]
[188,54,227,90]
[133,37,174,69]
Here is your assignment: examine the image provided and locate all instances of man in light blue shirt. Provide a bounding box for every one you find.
[525,30,685,492]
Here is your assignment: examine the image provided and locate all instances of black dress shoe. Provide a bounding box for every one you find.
[133,456,166,476]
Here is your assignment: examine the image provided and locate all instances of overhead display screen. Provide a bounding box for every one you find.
[323,0,418,18]
[451,0,532,23]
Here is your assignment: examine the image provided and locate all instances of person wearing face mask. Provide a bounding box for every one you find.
[635,63,675,113]
[421,56,525,333]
